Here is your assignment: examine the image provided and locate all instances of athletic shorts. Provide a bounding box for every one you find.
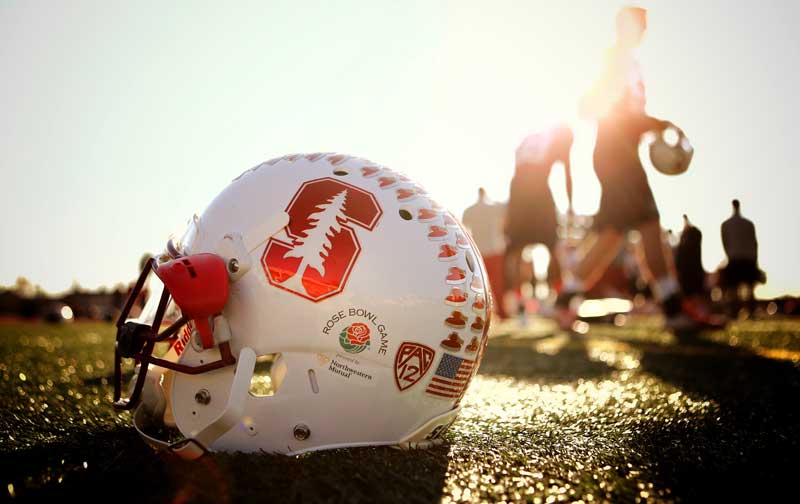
[505,182,558,250]
[592,120,660,232]
[720,259,764,288]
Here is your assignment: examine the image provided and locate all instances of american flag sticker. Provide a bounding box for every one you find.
[425,353,475,399]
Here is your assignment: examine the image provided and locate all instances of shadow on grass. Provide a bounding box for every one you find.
[627,335,800,500]
[5,428,451,504]
[635,333,800,412]
[478,335,615,384]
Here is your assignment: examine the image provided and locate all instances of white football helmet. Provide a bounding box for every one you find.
[113,153,492,459]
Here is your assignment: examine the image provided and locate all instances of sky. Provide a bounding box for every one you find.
[1,0,798,298]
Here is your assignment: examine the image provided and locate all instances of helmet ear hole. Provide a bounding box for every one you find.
[248,354,282,397]
[663,127,680,148]
[307,369,319,394]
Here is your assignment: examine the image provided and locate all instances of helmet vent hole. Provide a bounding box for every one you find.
[308,369,319,394]
[249,353,281,397]
[180,259,198,278]
[465,250,476,272]
[333,169,349,176]
[398,209,413,221]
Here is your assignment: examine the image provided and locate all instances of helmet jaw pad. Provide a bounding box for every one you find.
[155,254,230,349]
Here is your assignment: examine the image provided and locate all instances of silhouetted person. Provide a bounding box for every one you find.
[556,7,720,331]
[123,253,152,318]
[675,215,705,298]
[505,124,573,317]
[463,188,507,318]
[720,199,764,316]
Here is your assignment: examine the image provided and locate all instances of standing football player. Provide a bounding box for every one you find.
[720,199,764,317]
[504,125,574,319]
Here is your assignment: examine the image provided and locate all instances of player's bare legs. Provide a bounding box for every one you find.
[553,229,623,330]
[636,218,723,328]
[546,245,563,292]
[504,245,522,291]
[574,229,625,289]
[636,218,675,290]
[503,244,525,319]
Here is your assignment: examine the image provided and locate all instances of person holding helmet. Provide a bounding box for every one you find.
[557,6,719,331]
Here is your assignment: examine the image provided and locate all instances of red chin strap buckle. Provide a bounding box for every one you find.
[112,254,235,411]
[155,254,229,349]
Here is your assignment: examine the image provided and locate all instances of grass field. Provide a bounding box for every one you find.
[2,318,799,503]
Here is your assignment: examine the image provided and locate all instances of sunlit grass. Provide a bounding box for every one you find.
[1,318,798,502]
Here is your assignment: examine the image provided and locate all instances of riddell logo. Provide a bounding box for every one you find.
[262,178,382,302]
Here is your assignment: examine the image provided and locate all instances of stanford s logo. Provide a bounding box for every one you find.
[262,178,382,302]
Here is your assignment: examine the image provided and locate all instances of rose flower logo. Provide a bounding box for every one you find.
[339,322,371,354]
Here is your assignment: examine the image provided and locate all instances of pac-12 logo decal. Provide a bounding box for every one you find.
[262,178,382,302]
[394,342,435,391]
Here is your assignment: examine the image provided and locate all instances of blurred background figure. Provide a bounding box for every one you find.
[675,215,706,300]
[504,125,573,320]
[719,199,765,317]
[462,188,507,319]
[674,214,722,323]
[557,6,717,331]
[123,253,152,319]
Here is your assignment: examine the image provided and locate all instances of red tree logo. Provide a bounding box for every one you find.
[262,178,382,302]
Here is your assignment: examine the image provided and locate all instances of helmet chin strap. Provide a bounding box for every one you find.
[133,347,257,460]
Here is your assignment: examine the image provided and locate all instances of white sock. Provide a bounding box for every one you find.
[653,276,679,302]
[563,277,584,295]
